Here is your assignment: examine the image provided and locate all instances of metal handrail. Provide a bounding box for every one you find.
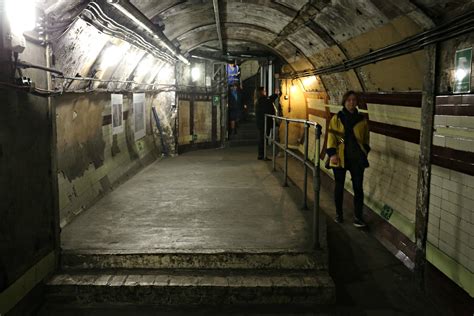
[264,114,322,249]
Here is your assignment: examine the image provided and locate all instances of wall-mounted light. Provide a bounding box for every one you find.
[191,66,201,82]
[6,0,36,34]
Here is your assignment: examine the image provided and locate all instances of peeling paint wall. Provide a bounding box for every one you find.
[56,91,176,227]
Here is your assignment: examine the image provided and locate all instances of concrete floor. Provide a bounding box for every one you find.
[61,146,312,252]
[57,146,472,315]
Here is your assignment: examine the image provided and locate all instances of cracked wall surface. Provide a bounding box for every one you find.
[56,91,176,227]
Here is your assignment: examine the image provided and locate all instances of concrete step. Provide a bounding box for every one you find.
[45,270,335,306]
[61,250,327,271]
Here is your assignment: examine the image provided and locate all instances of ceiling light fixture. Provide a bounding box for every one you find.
[6,0,36,34]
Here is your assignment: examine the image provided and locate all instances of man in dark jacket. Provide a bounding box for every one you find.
[255,87,275,160]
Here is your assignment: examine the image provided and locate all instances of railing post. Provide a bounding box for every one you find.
[264,114,268,160]
[272,117,276,171]
[313,124,322,249]
[283,119,289,187]
[302,123,309,210]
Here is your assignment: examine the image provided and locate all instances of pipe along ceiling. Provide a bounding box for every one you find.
[17,0,474,96]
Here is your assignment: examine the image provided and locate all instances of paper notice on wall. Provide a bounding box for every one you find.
[111,94,124,135]
[454,47,472,93]
[133,93,146,141]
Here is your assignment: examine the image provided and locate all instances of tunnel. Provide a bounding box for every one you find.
[0,0,473,314]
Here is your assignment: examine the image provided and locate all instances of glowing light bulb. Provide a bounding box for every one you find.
[191,67,201,82]
[6,0,37,34]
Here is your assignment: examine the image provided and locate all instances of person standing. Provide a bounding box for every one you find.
[228,84,242,138]
[326,91,370,228]
[255,87,275,160]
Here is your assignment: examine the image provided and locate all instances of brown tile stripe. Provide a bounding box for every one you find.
[436,94,474,116]
[436,105,474,116]
[307,91,473,177]
[358,92,422,108]
[368,121,421,144]
[432,146,474,176]
[436,94,474,105]
[102,110,129,126]
[368,121,474,175]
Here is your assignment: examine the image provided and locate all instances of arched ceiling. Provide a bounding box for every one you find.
[128,0,440,59]
[39,0,473,97]
[42,0,472,66]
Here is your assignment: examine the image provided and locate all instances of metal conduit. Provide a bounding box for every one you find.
[284,10,474,79]
[107,0,190,65]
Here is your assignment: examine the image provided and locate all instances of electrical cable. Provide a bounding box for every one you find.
[0,82,63,97]
[16,61,64,76]
[285,10,474,79]
[81,10,174,63]
[84,3,176,63]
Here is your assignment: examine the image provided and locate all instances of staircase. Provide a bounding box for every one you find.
[42,248,335,310]
[228,114,259,147]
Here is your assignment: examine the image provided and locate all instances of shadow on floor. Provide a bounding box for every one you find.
[275,152,473,316]
[36,146,472,315]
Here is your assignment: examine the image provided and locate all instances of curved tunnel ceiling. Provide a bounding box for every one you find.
[128,0,440,61]
[43,0,471,66]
[39,0,473,95]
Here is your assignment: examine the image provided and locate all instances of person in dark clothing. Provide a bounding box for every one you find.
[326,91,370,228]
[255,87,275,160]
[228,83,242,138]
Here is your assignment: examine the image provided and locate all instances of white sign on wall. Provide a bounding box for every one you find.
[133,93,146,140]
[111,94,124,135]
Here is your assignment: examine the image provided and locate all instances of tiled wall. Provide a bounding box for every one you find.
[427,94,474,295]
[302,91,423,241]
[429,166,473,272]
[56,92,175,227]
